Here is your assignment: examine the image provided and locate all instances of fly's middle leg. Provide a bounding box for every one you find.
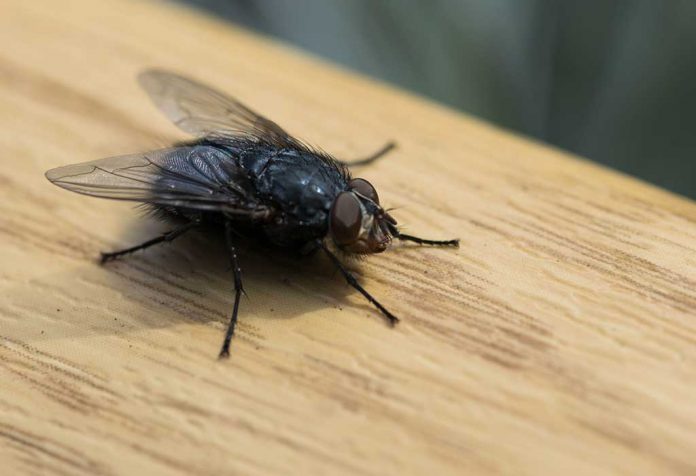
[318,240,399,326]
[99,220,199,264]
[219,221,245,359]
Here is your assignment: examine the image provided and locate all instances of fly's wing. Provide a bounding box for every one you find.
[45,145,271,218]
[138,69,350,180]
[139,69,297,146]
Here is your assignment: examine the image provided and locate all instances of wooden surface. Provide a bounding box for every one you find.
[1,1,696,474]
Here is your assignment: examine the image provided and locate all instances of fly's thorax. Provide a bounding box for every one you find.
[329,178,396,254]
[253,149,349,245]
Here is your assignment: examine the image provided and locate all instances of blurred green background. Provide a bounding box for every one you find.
[182,0,696,199]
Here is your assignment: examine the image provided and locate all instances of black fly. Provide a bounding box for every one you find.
[45,70,459,358]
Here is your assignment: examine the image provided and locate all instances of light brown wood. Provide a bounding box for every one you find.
[1,1,695,474]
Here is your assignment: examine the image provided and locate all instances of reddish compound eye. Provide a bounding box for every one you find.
[349,178,379,204]
[330,192,363,245]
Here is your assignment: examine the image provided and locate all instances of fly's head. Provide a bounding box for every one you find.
[328,178,396,254]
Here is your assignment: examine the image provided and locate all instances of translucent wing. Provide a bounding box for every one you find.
[139,69,296,145]
[45,145,271,217]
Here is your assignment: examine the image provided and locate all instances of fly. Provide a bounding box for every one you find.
[45,70,459,358]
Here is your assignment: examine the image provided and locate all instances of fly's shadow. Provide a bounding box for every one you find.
[102,222,357,334]
[6,220,358,350]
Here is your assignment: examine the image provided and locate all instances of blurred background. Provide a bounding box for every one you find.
[181,0,696,199]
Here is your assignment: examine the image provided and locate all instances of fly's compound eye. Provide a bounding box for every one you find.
[330,192,363,245]
[349,178,379,204]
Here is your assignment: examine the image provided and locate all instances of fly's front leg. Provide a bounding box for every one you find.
[100,220,200,263]
[395,233,459,247]
[319,240,399,326]
[219,221,245,359]
[387,223,459,247]
[339,141,396,167]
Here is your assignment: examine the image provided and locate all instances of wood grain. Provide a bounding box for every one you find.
[1,1,695,474]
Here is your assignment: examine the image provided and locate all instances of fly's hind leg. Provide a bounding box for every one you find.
[319,240,399,326]
[219,221,245,359]
[338,141,396,167]
[100,220,199,264]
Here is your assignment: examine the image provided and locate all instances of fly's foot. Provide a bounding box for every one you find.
[381,308,400,327]
[99,252,117,264]
[218,346,231,359]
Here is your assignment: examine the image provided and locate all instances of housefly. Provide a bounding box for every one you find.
[46,70,459,358]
